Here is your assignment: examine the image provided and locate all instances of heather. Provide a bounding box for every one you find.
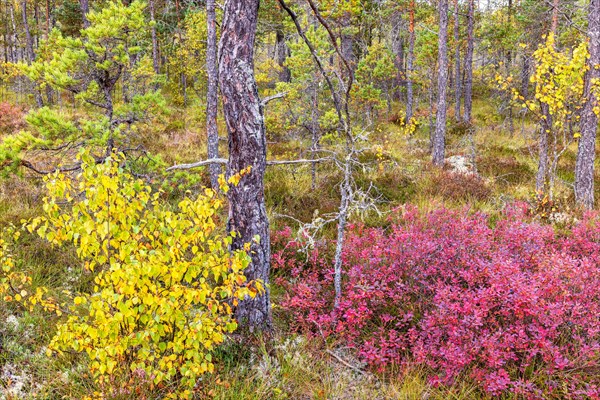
[277,205,600,397]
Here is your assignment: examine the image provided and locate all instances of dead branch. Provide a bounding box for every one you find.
[19,159,83,175]
[167,157,331,172]
[261,92,287,107]
[166,158,229,171]
[277,0,346,130]
[267,158,330,166]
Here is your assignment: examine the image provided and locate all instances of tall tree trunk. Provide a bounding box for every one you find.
[433,0,449,165]
[45,0,50,38]
[521,54,530,99]
[2,33,6,64]
[80,0,89,28]
[453,0,461,119]
[310,81,319,190]
[575,0,600,209]
[33,1,40,49]
[536,104,551,193]
[43,0,54,104]
[2,1,8,64]
[275,29,291,82]
[149,0,159,75]
[340,11,356,76]
[9,3,18,63]
[551,0,560,35]
[21,0,43,107]
[406,0,415,121]
[429,69,436,149]
[219,0,271,331]
[181,73,187,106]
[463,0,475,123]
[538,0,560,195]
[333,157,351,310]
[392,12,405,101]
[507,0,513,66]
[206,0,220,190]
[21,1,34,65]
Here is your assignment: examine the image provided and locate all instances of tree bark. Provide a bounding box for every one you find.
[429,69,436,148]
[340,11,356,76]
[406,0,415,122]
[206,0,220,190]
[149,0,160,75]
[507,0,513,66]
[392,11,405,101]
[9,3,18,63]
[536,103,551,193]
[551,0,560,35]
[2,1,9,63]
[310,81,319,189]
[463,0,475,123]
[575,0,600,209]
[433,0,449,165]
[453,0,461,119]
[21,0,43,107]
[333,157,351,310]
[219,0,271,332]
[21,0,34,65]
[521,55,530,99]
[1,25,5,65]
[275,29,291,82]
[33,1,40,49]
[537,0,559,195]
[45,0,50,38]
[80,0,89,28]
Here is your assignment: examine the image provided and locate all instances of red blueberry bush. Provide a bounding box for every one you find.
[275,205,600,397]
[0,102,26,134]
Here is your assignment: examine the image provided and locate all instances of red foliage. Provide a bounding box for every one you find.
[0,102,26,134]
[276,205,600,397]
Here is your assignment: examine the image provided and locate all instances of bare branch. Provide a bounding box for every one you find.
[267,158,330,166]
[277,0,346,130]
[166,158,228,171]
[19,159,83,175]
[261,92,287,107]
[166,157,331,172]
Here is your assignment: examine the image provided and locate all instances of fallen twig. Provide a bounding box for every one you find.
[326,349,367,376]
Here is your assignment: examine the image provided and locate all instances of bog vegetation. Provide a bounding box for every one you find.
[1,0,600,399]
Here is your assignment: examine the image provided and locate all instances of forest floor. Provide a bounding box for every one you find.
[0,98,587,399]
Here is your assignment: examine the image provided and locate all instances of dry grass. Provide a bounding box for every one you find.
[195,333,485,400]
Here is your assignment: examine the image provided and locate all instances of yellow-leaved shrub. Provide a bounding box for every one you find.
[2,151,259,398]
